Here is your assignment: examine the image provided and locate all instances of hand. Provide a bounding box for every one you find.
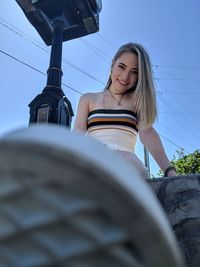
[166,169,177,177]
[163,166,177,177]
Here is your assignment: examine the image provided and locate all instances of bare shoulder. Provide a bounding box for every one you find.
[79,92,95,102]
[82,92,102,99]
[80,91,103,110]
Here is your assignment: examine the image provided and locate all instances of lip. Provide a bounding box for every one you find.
[117,79,129,86]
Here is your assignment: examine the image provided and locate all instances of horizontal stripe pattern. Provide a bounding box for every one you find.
[87,109,138,134]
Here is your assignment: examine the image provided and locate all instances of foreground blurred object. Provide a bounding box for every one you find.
[15,0,102,127]
[0,125,184,267]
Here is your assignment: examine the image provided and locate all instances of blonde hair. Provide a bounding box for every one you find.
[105,43,157,129]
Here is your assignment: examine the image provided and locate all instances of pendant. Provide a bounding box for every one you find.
[108,90,123,106]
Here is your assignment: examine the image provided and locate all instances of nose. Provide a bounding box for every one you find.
[121,71,130,82]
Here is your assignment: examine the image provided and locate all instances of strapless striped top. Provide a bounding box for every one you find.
[86,109,138,153]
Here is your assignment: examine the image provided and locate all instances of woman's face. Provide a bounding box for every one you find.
[110,52,138,93]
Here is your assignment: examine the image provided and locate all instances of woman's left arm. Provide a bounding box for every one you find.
[139,126,176,176]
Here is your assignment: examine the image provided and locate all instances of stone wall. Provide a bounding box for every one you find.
[148,175,200,267]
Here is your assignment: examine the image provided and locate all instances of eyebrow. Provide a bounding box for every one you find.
[119,62,138,71]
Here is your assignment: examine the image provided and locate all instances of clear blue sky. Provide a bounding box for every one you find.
[0,0,199,176]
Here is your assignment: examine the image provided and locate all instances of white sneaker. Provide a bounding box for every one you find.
[0,125,185,267]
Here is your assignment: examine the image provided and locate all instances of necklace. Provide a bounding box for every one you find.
[108,90,123,105]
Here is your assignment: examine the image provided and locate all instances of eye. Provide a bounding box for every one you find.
[132,69,138,74]
[118,64,125,69]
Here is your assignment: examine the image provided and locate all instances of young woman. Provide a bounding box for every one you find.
[73,43,176,178]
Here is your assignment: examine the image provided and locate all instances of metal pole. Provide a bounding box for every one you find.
[144,146,150,178]
[46,19,63,89]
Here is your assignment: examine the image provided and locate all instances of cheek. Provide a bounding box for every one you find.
[131,75,138,85]
[111,68,120,80]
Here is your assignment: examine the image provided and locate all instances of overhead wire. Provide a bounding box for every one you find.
[79,39,110,64]
[156,82,200,148]
[158,81,200,126]
[0,49,82,95]
[1,17,199,84]
[0,49,46,76]
[97,32,200,72]
[159,111,200,115]
[156,91,196,151]
[153,64,200,70]
[154,77,200,82]
[159,134,190,154]
[0,18,105,86]
[157,112,195,152]
[156,90,200,95]
[80,38,112,60]
[97,32,118,49]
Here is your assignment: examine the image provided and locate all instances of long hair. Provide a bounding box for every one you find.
[105,43,157,129]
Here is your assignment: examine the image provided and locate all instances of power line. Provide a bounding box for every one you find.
[153,64,200,70]
[96,32,200,72]
[1,17,200,83]
[0,49,46,76]
[61,57,105,85]
[97,32,118,49]
[159,133,190,154]
[156,90,200,95]
[159,112,200,115]
[80,38,112,60]
[80,39,111,64]
[157,81,200,118]
[0,19,24,38]
[0,49,82,95]
[0,18,105,86]
[1,17,199,96]
[157,117,196,153]
[156,82,200,147]
[155,77,200,82]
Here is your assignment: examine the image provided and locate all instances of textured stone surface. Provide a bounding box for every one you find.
[148,175,200,267]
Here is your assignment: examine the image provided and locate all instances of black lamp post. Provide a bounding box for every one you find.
[16,0,102,127]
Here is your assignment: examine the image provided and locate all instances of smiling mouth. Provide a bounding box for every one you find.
[118,80,129,86]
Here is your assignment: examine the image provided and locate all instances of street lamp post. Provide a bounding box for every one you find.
[16,0,102,127]
[29,17,73,126]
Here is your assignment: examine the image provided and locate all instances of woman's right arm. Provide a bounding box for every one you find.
[73,94,90,133]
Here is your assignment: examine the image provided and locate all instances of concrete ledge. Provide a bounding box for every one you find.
[148,175,200,267]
